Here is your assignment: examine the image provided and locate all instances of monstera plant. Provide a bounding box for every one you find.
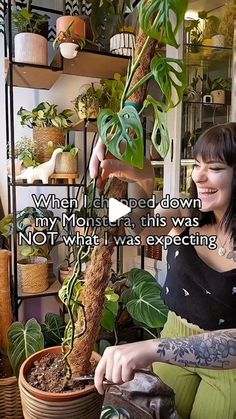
[17,1,187,418]
[61,0,187,376]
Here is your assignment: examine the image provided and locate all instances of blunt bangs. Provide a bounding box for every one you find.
[193,123,236,167]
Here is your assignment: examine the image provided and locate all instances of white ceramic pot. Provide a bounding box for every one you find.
[59,42,78,59]
[211,90,225,104]
[211,34,224,47]
[14,33,48,65]
[110,32,135,57]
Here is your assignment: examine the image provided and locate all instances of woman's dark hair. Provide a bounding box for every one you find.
[190,123,236,244]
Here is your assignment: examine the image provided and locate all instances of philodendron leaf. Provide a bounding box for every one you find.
[97,106,144,169]
[101,299,119,331]
[41,313,66,347]
[139,0,188,48]
[8,318,44,377]
[126,282,168,328]
[150,56,187,108]
[128,268,161,289]
[143,96,169,158]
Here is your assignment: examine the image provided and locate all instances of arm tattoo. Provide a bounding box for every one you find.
[156,330,236,369]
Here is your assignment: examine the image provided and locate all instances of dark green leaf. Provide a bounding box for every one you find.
[139,0,188,48]
[150,56,187,108]
[97,106,144,169]
[8,319,44,377]
[41,313,66,347]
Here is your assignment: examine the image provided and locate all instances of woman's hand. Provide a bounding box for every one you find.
[94,340,156,395]
[89,138,155,196]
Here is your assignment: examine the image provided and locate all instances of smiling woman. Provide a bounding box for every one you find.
[90,122,236,419]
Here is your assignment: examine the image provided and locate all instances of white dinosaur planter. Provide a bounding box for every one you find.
[15,148,63,184]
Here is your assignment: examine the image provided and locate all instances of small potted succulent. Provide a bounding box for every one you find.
[17,102,74,162]
[53,20,85,59]
[12,0,49,64]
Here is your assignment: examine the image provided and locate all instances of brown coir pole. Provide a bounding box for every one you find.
[69,30,157,376]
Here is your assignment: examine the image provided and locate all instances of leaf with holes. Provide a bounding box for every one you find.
[97,106,144,169]
[139,0,188,48]
[143,96,169,158]
[151,56,187,108]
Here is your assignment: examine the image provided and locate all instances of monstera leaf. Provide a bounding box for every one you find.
[8,319,44,377]
[97,106,144,169]
[150,56,187,108]
[139,0,188,48]
[143,96,169,158]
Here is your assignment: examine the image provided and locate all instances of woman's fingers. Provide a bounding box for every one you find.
[89,138,105,179]
[94,356,107,395]
[100,159,141,182]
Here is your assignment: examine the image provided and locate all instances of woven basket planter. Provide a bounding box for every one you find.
[33,127,65,163]
[55,152,78,174]
[19,347,104,419]
[17,257,48,294]
[0,375,23,418]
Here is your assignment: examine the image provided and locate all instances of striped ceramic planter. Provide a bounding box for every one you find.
[19,347,104,419]
[110,32,135,57]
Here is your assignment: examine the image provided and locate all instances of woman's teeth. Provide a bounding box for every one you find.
[198,188,218,196]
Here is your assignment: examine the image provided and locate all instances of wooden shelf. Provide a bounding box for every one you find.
[18,277,61,299]
[62,49,129,78]
[5,60,62,90]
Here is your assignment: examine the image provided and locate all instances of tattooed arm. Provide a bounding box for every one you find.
[94,329,236,394]
[156,329,236,369]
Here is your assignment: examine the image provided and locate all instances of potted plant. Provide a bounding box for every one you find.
[17,1,187,417]
[17,102,74,162]
[74,83,102,120]
[198,10,224,48]
[54,144,79,174]
[210,77,232,104]
[12,0,49,65]
[0,206,61,293]
[74,74,126,120]
[0,312,65,418]
[53,20,85,59]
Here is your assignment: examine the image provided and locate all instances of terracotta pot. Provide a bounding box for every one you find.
[56,16,85,39]
[59,265,74,283]
[19,347,104,419]
[14,33,48,65]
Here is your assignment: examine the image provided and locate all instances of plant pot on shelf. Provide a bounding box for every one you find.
[59,265,74,284]
[211,34,224,47]
[55,152,78,174]
[110,31,135,57]
[19,347,104,419]
[59,42,78,59]
[77,98,100,120]
[211,89,225,104]
[56,16,86,39]
[14,33,48,65]
[33,127,65,163]
[17,256,49,294]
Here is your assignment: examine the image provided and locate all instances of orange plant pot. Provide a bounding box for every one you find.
[56,16,86,39]
[19,347,104,419]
